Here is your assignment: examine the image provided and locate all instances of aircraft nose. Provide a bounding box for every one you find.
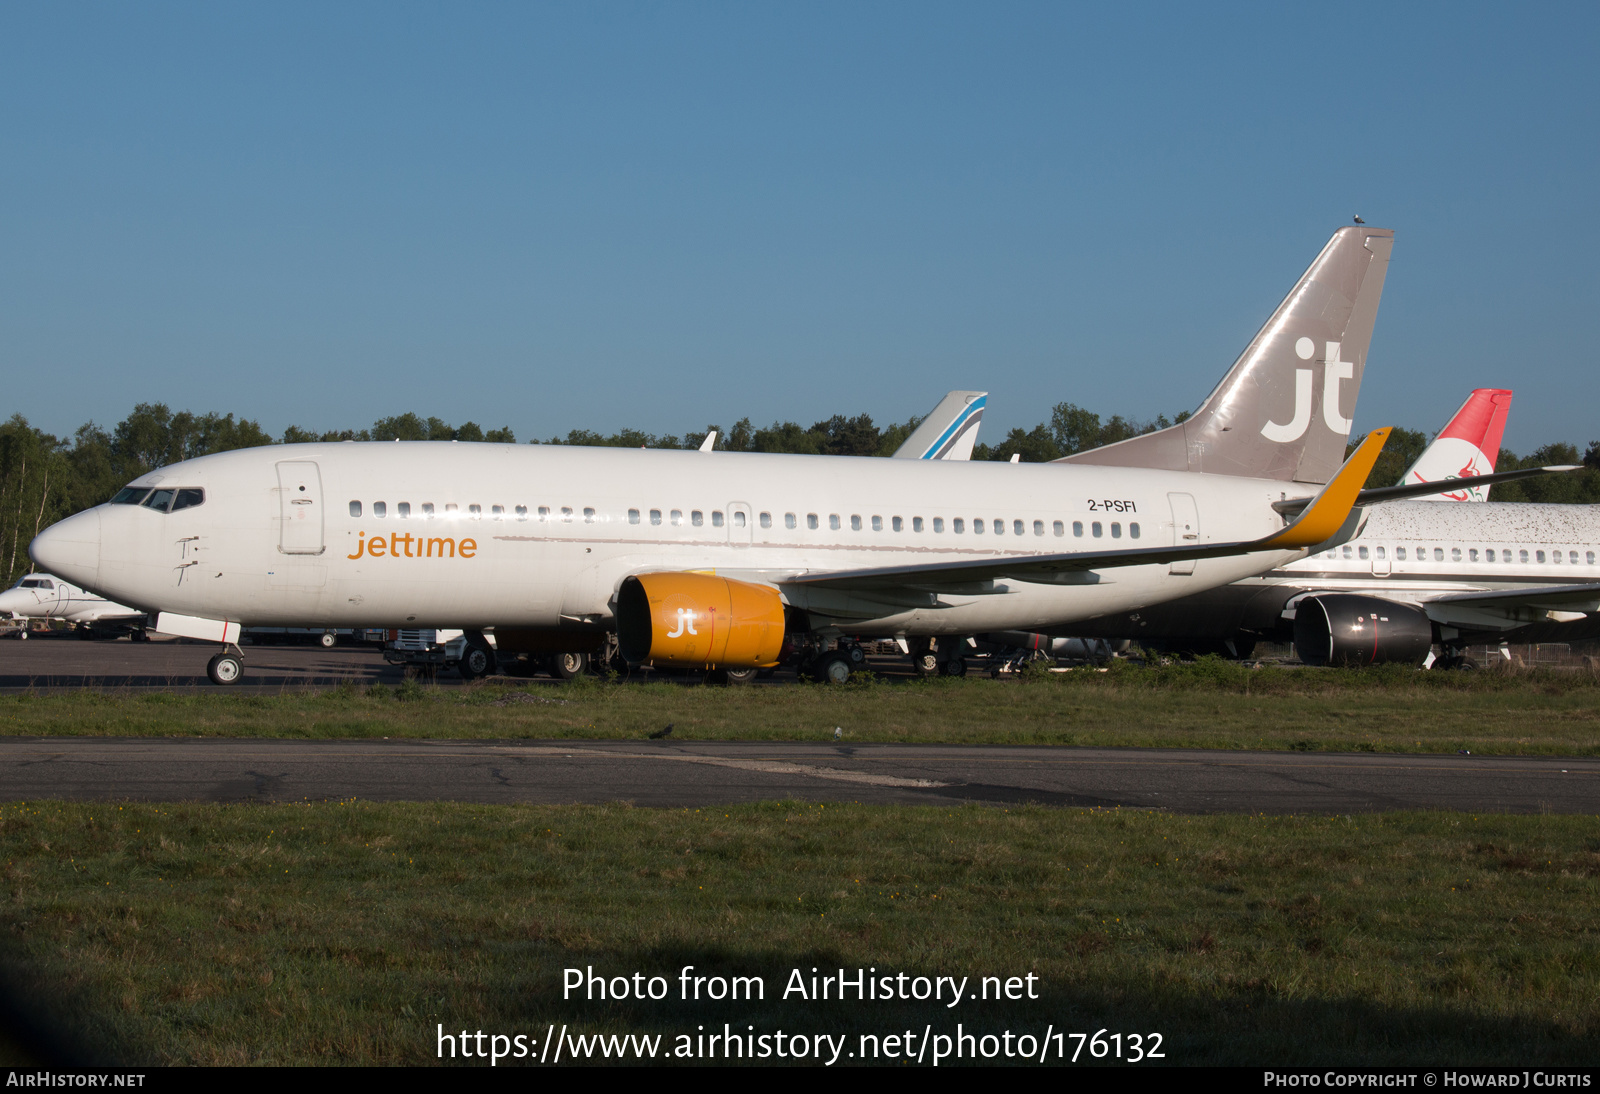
[29,510,101,588]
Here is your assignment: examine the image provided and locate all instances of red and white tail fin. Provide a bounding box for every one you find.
[1401,388,1512,502]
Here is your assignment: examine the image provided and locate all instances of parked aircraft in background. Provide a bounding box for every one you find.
[1057,388,1595,668]
[0,574,146,638]
[37,224,1476,686]
[892,391,986,460]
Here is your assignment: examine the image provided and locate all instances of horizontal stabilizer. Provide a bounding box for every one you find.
[1271,465,1581,516]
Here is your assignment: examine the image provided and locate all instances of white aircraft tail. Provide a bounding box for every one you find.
[893,391,987,460]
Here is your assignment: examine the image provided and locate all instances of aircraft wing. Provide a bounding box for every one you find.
[1421,583,1600,629]
[787,429,1391,592]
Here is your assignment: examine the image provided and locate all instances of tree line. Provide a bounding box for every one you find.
[2,401,1596,586]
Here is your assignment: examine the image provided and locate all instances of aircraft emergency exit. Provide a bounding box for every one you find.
[34,225,1447,685]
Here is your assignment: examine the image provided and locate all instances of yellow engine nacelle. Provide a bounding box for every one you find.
[616,573,785,669]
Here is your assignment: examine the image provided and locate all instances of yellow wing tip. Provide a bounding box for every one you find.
[1261,428,1392,549]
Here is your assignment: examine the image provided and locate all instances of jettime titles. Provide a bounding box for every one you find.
[347,532,478,561]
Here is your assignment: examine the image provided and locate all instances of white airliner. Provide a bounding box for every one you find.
[1059,388,1598,667]
[36,224,1490,686]
[0,574,146,637]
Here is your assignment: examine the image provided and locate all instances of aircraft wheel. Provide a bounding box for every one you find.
[941,657,968,678]
[816,652,853,685]
[16,629,27,641]
[554,651,589,680]
[1455,655,1479,672]
[711,666,759,686]
[912,651,939,678]
[458,640,496,680]
[207,652,244,686]
[319,632,337,648]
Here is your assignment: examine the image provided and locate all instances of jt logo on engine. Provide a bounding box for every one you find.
[1260,338,1355,442]
[666,609,699,638]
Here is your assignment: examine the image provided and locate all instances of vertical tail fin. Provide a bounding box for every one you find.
[893,391,987,460]
[1059,226,1394,484]
[1402,388,1512,501]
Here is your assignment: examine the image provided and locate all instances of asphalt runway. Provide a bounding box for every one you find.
[0,738,1592,814]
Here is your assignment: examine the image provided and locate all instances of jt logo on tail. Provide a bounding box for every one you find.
[1260,339,1355,442]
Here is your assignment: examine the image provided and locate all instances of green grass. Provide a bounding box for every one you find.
[0,801,1595,1065]
[2,661,1599,755]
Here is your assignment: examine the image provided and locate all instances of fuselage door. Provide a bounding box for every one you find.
[727,502,753,547]
[1167,493,1199,575]
[276,461,325,555]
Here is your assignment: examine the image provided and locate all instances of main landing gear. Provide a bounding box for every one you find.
[207,648,245,685]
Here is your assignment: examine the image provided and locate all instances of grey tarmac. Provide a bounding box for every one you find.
[0,737,1593,813]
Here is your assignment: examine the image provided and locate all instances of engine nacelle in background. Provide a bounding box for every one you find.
[616,573,785,669]
[1292,594,1434,667]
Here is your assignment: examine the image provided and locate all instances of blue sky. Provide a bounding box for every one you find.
[2,2,1596,452]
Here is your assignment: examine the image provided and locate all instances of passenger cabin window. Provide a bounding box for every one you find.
[1451,547,1461,562]
[892,516,903,532]
[1073,522,1084,537]
[445,504,459,516]
[1376,546,1386,559]
[628,509,640,525]
[1130,522,1141,539]
[583,508,596,524]
[953,518,965,534]
[972,518,982,534]
[759,512,771,529]
[422,503,435,517]
[1091,522,1102,538]
[829,514,840,531]
[712,511,724,528]
[1343,546,1353,559]
[783,513,795,529]
[650,509,662,526]
[933,518,944,533]
[1433,548,1444,561]
[373,502,387,518]
[994,519,1004,535]
[671,510,683,526]
[807,514,818,530]
[469,505,482,519]
[349,501,362,517]
[397,502,411,518]
[1589,551,1596,565]
[1014,520,1025,536]
[538,506,551,521]
[1536,550,1546,563]
[515,506,528,520]
[1111,522,1122,539]
[491,505,505,520]
[850,515,861,531]
[1396,547,1406,560]
[1519,549,1529,563]
[871,515,882,531]
[1053,521,1064,536]
[912,517,923,532]
[1469,548,1478,562]
[733,511,746,528]
[560,507,573,522]
[1484,549,1494,562]
[691,510,703,527]
[1033,520,1044,536]
[1358,546,1368,560]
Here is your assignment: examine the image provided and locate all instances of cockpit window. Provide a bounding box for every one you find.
[20,578,52,589]
[141,489,177,512]
[171,488,205,512]
[111,487,151,505]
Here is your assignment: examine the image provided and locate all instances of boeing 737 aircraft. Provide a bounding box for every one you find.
[0,574,146,637]
[1058,388,1598,667]
[36,224,1489,686]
